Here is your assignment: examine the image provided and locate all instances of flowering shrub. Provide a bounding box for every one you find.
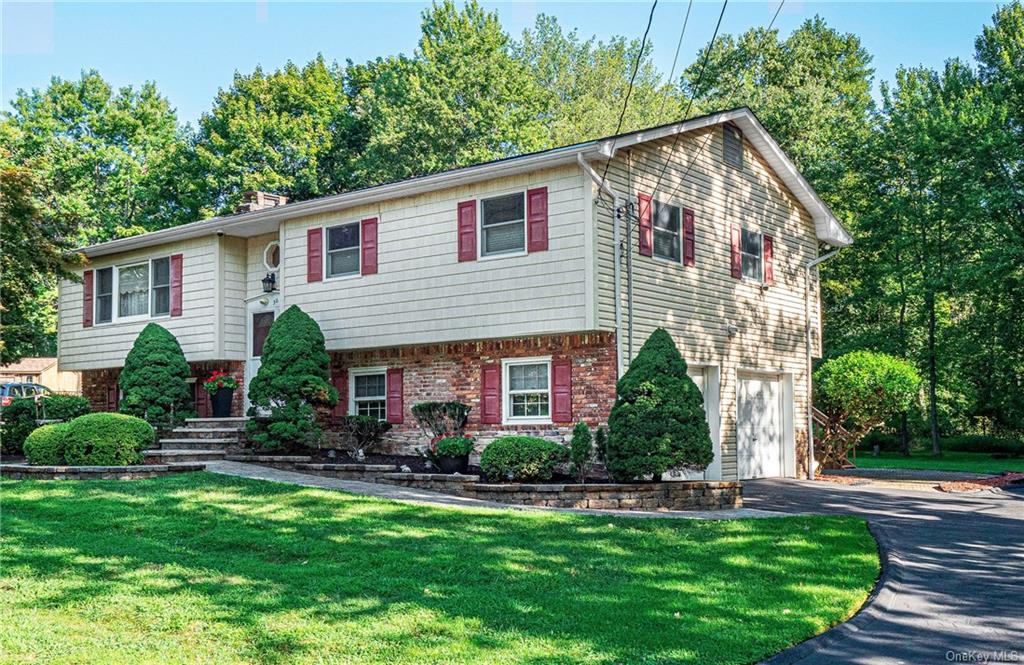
[203,370,239,394]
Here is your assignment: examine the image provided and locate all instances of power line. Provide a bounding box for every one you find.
[598,0,659,191]
[658,0,785,205]
[647,0,729,198]
[655,0,694,122]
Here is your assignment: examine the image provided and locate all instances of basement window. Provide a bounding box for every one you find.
[350,368,387,421]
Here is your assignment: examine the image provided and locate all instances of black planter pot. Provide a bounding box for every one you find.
[210,387,234,418]
[435,454,469,474]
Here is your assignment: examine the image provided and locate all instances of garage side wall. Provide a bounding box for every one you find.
[593,127,820,479]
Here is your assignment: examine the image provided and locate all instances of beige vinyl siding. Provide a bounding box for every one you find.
[593,126,821,480]
[58,237,219,370]
[281,165,590,350]
[221,236,248,358]
[246,233,280,299]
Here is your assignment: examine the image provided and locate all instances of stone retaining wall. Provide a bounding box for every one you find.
[0,463,204,480]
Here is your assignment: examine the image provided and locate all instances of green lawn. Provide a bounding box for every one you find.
[853,450,1024,474]
[1,473,879,664]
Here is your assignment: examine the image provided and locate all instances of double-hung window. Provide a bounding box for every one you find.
[350,369,387,420]
[652,200,681,262]
[94,257,171,324]
[326,222,360,278]
[150,257,171,316]
[95,267,114,324]
[740,228,763,281]
[480,192,526,256]
[503,358,551,422]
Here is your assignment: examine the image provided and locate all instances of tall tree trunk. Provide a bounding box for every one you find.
[898,271,911,456]
[926,290,941,457]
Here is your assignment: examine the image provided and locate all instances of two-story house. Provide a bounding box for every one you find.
[57,108,852,481]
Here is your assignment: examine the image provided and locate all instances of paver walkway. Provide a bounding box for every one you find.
[204,460,783,520]
[825,467,991,481]
[748,479,1024,665]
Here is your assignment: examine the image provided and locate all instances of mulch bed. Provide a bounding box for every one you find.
[938,472,1024,493]
[816,474,873,486]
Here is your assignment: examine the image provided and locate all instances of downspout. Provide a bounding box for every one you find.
[804,248,841,479]
[578,154,624,377]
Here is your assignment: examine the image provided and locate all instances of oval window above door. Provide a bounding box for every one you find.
[263,241,281,272]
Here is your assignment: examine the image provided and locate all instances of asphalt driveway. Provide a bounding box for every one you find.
[745,479,1024,665]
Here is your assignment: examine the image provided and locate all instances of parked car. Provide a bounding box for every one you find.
[1,382,52,407]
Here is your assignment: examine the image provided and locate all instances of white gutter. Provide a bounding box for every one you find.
[577,154,624,377]
[804,248,842,479]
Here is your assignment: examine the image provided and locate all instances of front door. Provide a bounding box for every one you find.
[737,374,784,479]
[245,293,280,411]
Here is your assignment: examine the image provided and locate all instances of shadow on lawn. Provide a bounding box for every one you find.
[3,473,878,664]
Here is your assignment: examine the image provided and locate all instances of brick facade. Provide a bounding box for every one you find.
[326,331,618,455]
[80,361,246,418]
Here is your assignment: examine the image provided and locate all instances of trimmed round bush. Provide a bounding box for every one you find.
[119,323,192,425]
[606,328,713,481]
[41,394,90,422]
[1,397,39,455]
[63,413,155,466]
[23,423,71,465]
[480,436,568,482]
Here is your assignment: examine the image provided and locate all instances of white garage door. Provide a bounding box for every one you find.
[737,375,784,479]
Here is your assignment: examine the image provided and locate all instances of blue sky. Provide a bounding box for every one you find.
[2,1,1003,126]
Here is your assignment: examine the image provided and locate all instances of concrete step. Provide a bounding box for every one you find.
[158,439,236,450]
[184,417,248,427]
[143,449,226,464]
[224,454,313,464]
[168,428,244,440]
[165,462,207,473]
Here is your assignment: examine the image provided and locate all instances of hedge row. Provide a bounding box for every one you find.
[22,413,155,466]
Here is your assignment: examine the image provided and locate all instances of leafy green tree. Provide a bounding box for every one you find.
[814,351,921,467]
[245,305,337,451]
[515,14,680,147]
[119,323,192,425]
[353,0,546,184]
[606,329,712,481]
[0,71,199,245]
[195,56,361,213]
[0,167,81,362]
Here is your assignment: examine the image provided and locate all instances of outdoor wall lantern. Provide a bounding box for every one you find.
[262,272,277,293]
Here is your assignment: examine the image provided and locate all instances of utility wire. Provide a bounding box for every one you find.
[657,0,784,205]
[647,0,729,198]
[655,0,694,123]
[597,0,659,191]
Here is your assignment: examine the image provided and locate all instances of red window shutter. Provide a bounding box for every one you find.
[386,368,404,424]
[551,359,572,423]
[683,209,696,267]
[361,217,378,275]
[307,228,323,282]
[730,226,742,279]
[170,254,183,317]
[331,369,347,422]
[82,270,94,328]
[763,234,775,285]
[637,193,653,257]
[526,186,548,252]
[480,363,501,424]
[106,384,119,412]
[457,200,477,262]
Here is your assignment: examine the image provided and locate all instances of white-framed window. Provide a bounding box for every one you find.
[652,199,681,262]
[326,222,360,278]
[349,367,387,421]
[724,123,743,168]
[95,267,114,324]
[263,241,281,272]
[95,257,171,324]
[480,191,526,257]
[740,228,763,281]
[502,357,552,423]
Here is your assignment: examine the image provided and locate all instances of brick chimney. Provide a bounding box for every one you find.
[237,191,289,213]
